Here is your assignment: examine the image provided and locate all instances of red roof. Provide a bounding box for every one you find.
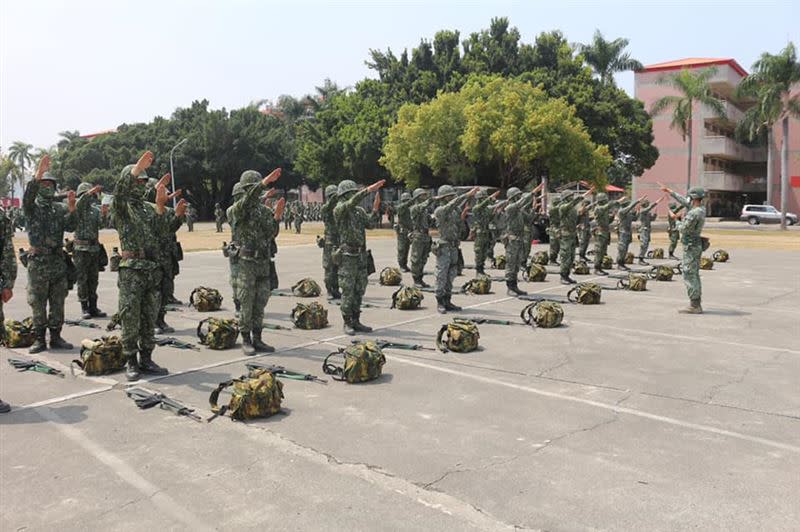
[639,57,747,77]
[80,129,117,139]
[578,180,624,193]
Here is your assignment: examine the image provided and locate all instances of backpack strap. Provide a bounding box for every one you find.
[196,318,212,344]
[390,288,400,309]
[617,277,629,290]
[209,379,235,415]
[189,287,201,308]
[520,302,536,326]
[461,280,473,294]
[567,286,579,303]
[435,324,450,352]
[647,267,659,280]
[290,304,305,327]
[322,351,346,381]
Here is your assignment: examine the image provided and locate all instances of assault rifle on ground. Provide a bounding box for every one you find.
[8,357,64,378]
[459,316,526,326]
[65,319,102,329]
[125,387,203,422]
[245,362,327,384]
[155,337,200,351]
[364,339,436,351]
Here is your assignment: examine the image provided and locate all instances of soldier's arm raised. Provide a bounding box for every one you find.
[274,198,286,221]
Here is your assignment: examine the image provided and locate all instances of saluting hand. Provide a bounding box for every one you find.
[35,155,51,180]
[155,184,168,208]
[133,151,154,177]
[67,191,77,213]
[89,185,103,196]
[167,189,183,201]
[157,173,171,189]
[367,179,386,193]
[175,198,188,218]
[274,197,286,221]
[490,190,501,200]
[262,168,282,187]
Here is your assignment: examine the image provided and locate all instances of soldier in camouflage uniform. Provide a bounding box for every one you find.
[321,184,341,300]
[667,203,684,259]
[615,197,643,270]
[385,201,395,227]
[591,193,623,275]
[547,196,562,263]
[636,197,663,265]
[293,201,303,233]
[228,169,284,355]
[23,156,77,353]
[433,185,478,313]
[186,204,197,232]
[214,203,225,232]
[112,152,184,380]
[226,183,245,318]
[394,192,413,271]
[74,182,108,320]
[0,206,18,413]
[470,189,500,274]
[498,187,534,295]
[662,184,706,314]
[576,199,593,261]
[409,188,434,288]
[334,179,385,336]
[558,189,594,284]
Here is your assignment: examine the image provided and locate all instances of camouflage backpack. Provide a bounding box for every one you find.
[323,341,386,383]
[291,302,329,330]
[189,286,223,312]
[520,301,563,328]
[492,255,507,269]
[436,319,480,353]
[646,248,665,259]
[650,265,674,281]
[568,283,602,305]
[292,278,322,297]
[525,263,547,282]
[2,317,36,348]
[197,318,240,350]
[700,257,715,270]
[391,286,424,310]
[618,273,648,291]
[712,249,729,263]
[379,267,403,286]
[625,251,634,264]
[209,367,284,420]
[532,251,549,266]
[462,275,492,295]
[573,260,590,275]
[73,336,125,376]
[602,255,613,269]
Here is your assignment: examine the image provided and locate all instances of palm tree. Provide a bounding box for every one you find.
[736,87,782,209]
[7,141,33,200]
[577,30,643,85]
[650,68,727,192]
[738,42,800,229]
[57,130,81,150]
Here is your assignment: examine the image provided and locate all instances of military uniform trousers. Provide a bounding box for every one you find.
[521,231,532,266]
[593,231,611,270]
[395,227,410,268]
[682,241,703,302]
[617,231,632,265]
[118,266,161,356]
[322,243,339,295]
[435,241,460,298]
[27,254,69,332]
[158,254,175,315]
[236,259,271,334]
[229,257,240,306]
[504,237,525,282]
[559,233,578,277]
[73,249,100,303]
[668,230,680,256]
[578,227,591,258]
[473,230,493,271]
[410,232,432,279]
[548,227,561,262]
[338,253,368,318]
[638,227,652,258]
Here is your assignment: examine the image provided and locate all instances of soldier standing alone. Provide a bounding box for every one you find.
[433,186,477,313]
[214,203,225,233]
[74,182,108,319]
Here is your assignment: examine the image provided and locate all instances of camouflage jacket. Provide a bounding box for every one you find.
[395,199,414,231]
[616,200,641,233]
[558,196,584,237]
[593,199,621,233]
[157,208,183,263]
[334,189,373,250]
[1,211,17,290]
[434,194,470,244]
[228,183,278,268]
[671,192,705,247]
[74,194,105,251]
[23,180,76,251]
[321,197,339,247]
[638,203,658,229]
[502,193,533,240]
[410,199,434,234]
[470,197,495,233]
[111,170,164,270]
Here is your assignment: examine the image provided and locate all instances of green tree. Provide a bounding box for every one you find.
[0,152,16,198]
[7,141,34,199]
[737,42,800,229]
[57,130,81,150]
[650,68,727,192]
[577,30,643,85]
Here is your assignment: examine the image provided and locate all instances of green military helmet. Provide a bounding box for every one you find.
[506,187,522,200]
[596,192,608,203]
[475,189,487,199]
[337,179,358,196]
[121,164,148,180]
[412,188,428,200]
[325,184,338,198]
[147,178,158,188]
[437,184,457,198]
[40,172,58,184]
[76,182,93,197]
[640,198,650,207]
[231,182,245,199]
[401,192,412,201]
[239,170,262,188]
[688,186,706,200]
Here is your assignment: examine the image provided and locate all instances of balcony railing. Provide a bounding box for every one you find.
[702,171,765,192]
[702,136,766,162]
[702,100,743,125]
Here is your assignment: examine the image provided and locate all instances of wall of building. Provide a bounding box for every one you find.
[768,86,800,214]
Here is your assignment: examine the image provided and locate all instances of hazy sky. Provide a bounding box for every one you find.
[1,0,797,151]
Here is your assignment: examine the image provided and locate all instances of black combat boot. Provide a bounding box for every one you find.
[638,257,649,265]
[28,329,47,354]
[436,296,447,314]
[139,350,168,375]
[617,262,629,271]
[89,297,106,318]
[49,328,73,350]
[593,268,608,276]
[234,299,241,320]
[353,312,372,333]
[80,300,92,320]
[167,295,183,305]
[251,329,275,353]
[560,275,577,285]
[444,296,462,311]
[241,332,256,356]
[125,352,140,381]
[413,276,430,288]
[343,316,356,336]
[400,263,410,273]
[155,314,174,335]
[0,398,10,414]
[506,281,527,296]
[476,265,485,275]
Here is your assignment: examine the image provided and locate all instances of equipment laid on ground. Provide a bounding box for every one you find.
[8,357,64,378]
[436,319,480,353]
[367,339,436,351]
[391,286,424,310]
[197,318,239,350]
[492,255,507,269]
[209,367,284,421]
[65,319,102,329]
[520,301,564,328]
[525,263,547,282]
[650,265,675,281]
[245,362,327,384]
[625,252,634,264]
[291,278,322,297]
[531,251,549,265]
[291,302,329,329]
[568,282,602,305]
[618,273,648,291]
[602,255,613,269]
[700,257,715,270]
[712,249,729,262]
[573,260,590,275]
[323,341,386,383]
[189,286,223,312]
[646,248,665,259]
[156,337,200,351]
[379,267,403,286]
[126,387,203,422]
[73,336,125,375]
[2,318,36,348]
[462,275,492,295]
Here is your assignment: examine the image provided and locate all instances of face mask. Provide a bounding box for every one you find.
[37,186,55,201]
[133,182,148,199]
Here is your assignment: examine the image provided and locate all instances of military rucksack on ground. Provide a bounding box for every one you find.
[323,341,386,383]
[462,275,492,295]
[602,255,613,269]
[2,317,36,348]
[618,273,648,291]
[573,260,590,275]
[379,267,403,286]
[701,236,711,251]
[391,286,424,310]
[625,252,634,264]
[209,367,284,420]
[292,278,322,297]
[700,257,715,270]
[646,248,665,259]
[712,249,729,263]
[492,255,507,269]
[189,286,223,312]
[520,301,563,328]
[436,319,480,353]
[525,263,547,282]
[197,317,240,350]
[568,283,602,305]
[532,251,549,265]
[650,265,674,282]
[73,336,125,376]
[291,302,328,329]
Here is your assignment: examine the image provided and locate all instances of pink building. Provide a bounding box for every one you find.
[635,58,800,216]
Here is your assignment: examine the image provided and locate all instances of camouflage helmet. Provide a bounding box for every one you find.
[475,189,487,199]
[325,184,338,198]
[506,187,522,200]
[76,182,93,197]
[147,178,158,188]
[401,192,412,201]
[437,184,457,198]
[596,192,608,203]
[688,186,706,200]
[121,164,148,181]
[337,179,358,196]
[231,182,245,199]
[412,188,428,200]
[40,172,58,184]
[239,170,262,188]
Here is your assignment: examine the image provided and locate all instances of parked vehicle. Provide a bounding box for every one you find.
[740,205,797,225]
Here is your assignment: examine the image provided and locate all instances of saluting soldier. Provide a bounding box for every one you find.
[394,192,413,272]
[636,197,663,265]
[73,182,108,320]
[433,185,478,313]
[667,202,684,259]
[409,188,434,288]
[321,184,341,300]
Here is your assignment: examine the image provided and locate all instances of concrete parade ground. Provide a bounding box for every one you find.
[1,226,798,531]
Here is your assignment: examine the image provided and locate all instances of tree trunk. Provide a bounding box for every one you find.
[780,115,789,230]
[765,127,774,206]
[686,114,693,193]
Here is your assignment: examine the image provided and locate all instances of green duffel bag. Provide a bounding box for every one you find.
[391,286,424,310]
[700,257,715,270]
[492,255,507,269]
[323,341,386,383]
[189,286,223,312]
[197,317,239,350]
[646,248,665,259]
[618,273,648,291]
[625,251,634,264]
[712,249,729,262]
[520,300,563,328]
[436,318,480,353]
[526,263,547,282]
[210,368,284,420]
[531,251,549,265]
[2,317,36,348]
[292,278,322,297]
[568,282,602,305]
[573,260,590,275]
[462,275,492,295]
[649,265,674,282]
[602,255,613,269]
[379,267,403,286]
[73,336,125,375]
[291,302,329,330]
